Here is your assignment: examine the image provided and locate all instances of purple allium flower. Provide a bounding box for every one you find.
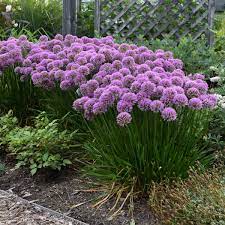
[121,93,137,104]
[130,81,142,93]
[116,112,132,127]
[173,94,188,107]
[161,107,177,121]
[138,98,152,111]
[189,98,203,110]
[186,87,200,98]
[122,75,135,88]
[150,100,164,112]
[140,81,156,97]
[92,101,108,115]
[117,100,133,112]
[99,90,115,106]
[171,76,184,87]
[122,56,135,68]
[159,79,172,88]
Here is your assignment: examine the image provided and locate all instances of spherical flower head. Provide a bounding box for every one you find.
[55,34,64,41]
[122,75,135,88]
[77,57,88,65]
[153,59,164,68]
[99,90,115,106]
[161,107,177,121]
[159,78,172,88]
[152,67,165,73]
[118,43,130,53]
[169,59,183,69]
[53,45,62,53]
[116,112,132,127]
[130,81,141,93]
[153,85,164,98]
[121,93,137,104]
[162,87,177,100]
[111,79,123,87]
[195,82,208,94]
[60,79,74,90]
[86,79,99,92]
[93,88,105,98]
[73,97,90,111]
[200,94,217,109]
[171,76,184,87]
[138,64,150,73]
[172,69,185,78]
[193,73,205,80]
[78,66,90,76]
[112,60,123,70]
[150,100,164,112]
[18,35,27,42]
[117,100,133,112]
[119,68,131,76]
[136,91,147,101]
[39,35,49,42]
[125,50,136,57]
[173,94,188,107]
[108,85,121,98]
[90,53,106,66]
[186,87,200,98]
[111,72,123,81]
[122,56,135,68]
[84,98,98,112]
[163,60,176,72]
[93,101,108,115]
[140,81,156,97]
[189,98,203,110]
[138,98,152,111]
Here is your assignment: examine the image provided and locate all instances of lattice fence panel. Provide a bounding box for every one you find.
[94,0,215,45]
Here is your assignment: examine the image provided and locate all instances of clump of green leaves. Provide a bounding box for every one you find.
[2,112,82,175]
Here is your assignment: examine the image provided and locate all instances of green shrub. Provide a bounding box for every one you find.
[149,167,225,224]
[85,108,212,191]
[3,112,82,175]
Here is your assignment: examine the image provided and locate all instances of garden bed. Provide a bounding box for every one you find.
[0,161,157,225]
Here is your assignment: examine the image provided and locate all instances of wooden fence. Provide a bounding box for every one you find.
[62,0,215,45]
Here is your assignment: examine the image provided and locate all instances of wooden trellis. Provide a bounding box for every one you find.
[94,0,215,45]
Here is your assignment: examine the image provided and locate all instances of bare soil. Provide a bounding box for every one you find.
[0,160,157,225]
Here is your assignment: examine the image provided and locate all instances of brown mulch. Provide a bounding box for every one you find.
[0,190,87,225]
[0,162,157,225]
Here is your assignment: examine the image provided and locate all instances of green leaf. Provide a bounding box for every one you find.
[63,159,72,165]
[31,168,37,176]
[42,152,49,161]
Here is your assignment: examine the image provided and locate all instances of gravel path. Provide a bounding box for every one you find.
[0,190,88,225]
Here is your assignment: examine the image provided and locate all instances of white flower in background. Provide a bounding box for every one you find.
[220,102,225,109]
[210,76,221,83]
[14,23,18,28]
[5,5,12,12]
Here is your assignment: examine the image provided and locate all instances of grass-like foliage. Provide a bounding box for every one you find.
[85,108,212,190]
[0,68,39,121]
[149,167,225,224]
[1,112,82,175]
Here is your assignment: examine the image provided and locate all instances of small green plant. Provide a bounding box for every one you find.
[149,167,225,224]
[4,112,82,175]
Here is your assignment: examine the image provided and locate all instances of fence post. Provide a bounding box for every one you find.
[62,0,78,36]
[94,0,101,37]
[208,0,215,46]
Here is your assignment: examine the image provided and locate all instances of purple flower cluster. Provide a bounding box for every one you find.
[1,34,216,126]
[0,35,32,72]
